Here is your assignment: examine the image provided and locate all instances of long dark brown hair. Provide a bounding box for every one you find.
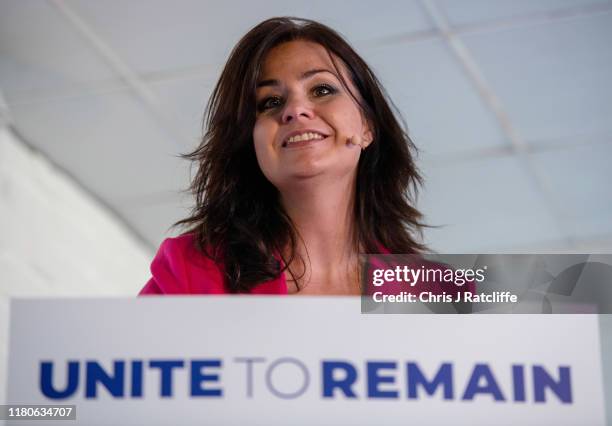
[176,17,426,293]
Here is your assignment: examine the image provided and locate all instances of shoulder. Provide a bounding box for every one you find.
[139,234,229,295]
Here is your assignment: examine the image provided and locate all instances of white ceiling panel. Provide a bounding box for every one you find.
[419,156,563,252]
[304,0,433,47]
[461,12,612,144]
[149,76,215,151]
[9,91,189,202]
[66,0,310,76]
[362,39,507,156]
[529,143,612,222]
[66,0,433,76]
[570,214,612,244]
[0,0,118,99]
[437,0,611,26]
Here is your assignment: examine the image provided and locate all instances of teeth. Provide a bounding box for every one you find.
[287,132,324,144]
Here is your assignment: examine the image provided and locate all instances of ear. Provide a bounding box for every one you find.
[361,120,374,148]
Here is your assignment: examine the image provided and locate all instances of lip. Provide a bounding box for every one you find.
[281,129,330,148]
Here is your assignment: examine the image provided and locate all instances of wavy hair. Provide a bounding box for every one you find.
[175,17,426,293]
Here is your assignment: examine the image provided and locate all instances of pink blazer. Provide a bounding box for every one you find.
[139,234,287,295]
[139,234,476,297]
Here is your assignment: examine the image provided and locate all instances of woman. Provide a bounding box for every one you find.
[140,17,426,296]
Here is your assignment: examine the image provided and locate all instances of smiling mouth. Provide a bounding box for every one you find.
[282,132,327,148]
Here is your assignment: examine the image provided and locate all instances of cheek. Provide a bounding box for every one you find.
[252,119,278,178]
[252,119,270,151]
[324,99,365,137]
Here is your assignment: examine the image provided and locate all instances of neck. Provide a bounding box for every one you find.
[279,174,360,294]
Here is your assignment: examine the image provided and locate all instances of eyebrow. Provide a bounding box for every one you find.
[256,68,338,89]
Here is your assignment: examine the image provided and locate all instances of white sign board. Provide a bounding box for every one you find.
[7,297,606,425]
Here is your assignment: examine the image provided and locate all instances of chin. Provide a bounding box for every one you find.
[269,157,357,187]
[286,167,326,181]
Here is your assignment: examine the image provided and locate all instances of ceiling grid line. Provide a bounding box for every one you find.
[363,2,612,49]
[419,0,578,249]
[428,132,612,166]
[450,1,612,38]
[494,230,612,253]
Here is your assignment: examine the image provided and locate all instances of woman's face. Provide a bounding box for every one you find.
[253,40,372,190]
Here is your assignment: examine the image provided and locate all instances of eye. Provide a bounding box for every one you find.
[313,84,337,97]
[257,96,283,112]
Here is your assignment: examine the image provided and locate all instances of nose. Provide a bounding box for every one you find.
[281,96,314,124]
